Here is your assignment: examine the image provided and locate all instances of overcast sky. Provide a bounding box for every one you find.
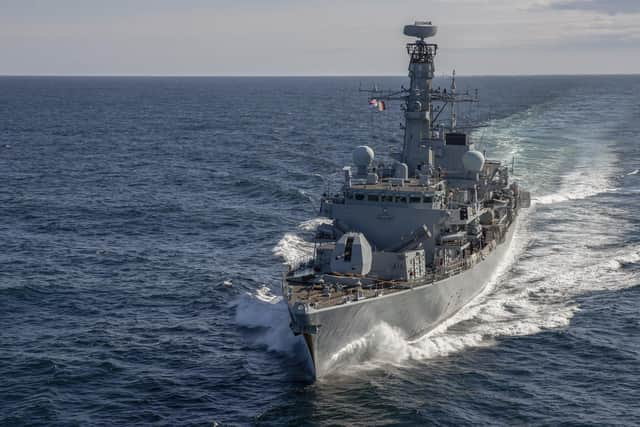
[1,0,639,75]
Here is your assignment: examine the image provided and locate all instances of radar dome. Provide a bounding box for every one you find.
[462,150,485,173]
[353,145,374,167]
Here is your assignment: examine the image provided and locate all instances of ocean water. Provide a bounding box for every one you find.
[1,75,639,426]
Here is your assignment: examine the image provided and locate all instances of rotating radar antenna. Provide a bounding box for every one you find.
[403,21,438,39]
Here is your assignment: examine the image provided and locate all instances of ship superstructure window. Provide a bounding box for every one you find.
[368,195,379,202]
[423,196,433,203]
[355,194,365,201]
[344,237,354,262]
[382,195,393,202]
[410,196,421,203]
[396,196,407,203]
[460,207,468,220]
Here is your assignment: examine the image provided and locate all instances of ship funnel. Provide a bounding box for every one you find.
[403,21,437,39]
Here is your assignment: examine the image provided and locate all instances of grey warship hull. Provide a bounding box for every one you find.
[288,223,516,378]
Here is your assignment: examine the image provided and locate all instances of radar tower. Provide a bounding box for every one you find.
[362,21,478,174]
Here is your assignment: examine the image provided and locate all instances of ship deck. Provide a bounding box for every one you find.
[284,272,413,310]
[349,177,441,192]
[284,240,499,310]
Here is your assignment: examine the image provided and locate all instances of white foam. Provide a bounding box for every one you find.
[533,145,617,205]
[298,217,331,232]
[233,286,303,353]
[534,187,615,205]
[628,169,639,176]
[272,217,330,266]
[618,250,640,265]
[272,232,314,266]
[606,249,640,270]
[234,219,331,356]
[325,321,491,377]
[253,285,280,303]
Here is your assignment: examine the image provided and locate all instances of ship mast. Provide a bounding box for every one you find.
[361,21,478,175]
[450,69,457,130]
[401,21,438,173]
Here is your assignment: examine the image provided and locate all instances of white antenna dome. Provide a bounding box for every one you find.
[353,145,375,167]
[462,150,485,173]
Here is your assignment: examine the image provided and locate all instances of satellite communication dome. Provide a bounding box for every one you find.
[403,21,438,39]
[462,150,485,173]
[353,145,375,167]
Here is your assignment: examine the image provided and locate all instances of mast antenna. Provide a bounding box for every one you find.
[450,69,457,130]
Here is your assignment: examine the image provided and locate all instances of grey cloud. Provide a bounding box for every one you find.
[549,0,640,15]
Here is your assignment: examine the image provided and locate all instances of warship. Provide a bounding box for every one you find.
[283,21,530,379]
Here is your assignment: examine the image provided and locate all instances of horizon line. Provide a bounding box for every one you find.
[1,73,640,78]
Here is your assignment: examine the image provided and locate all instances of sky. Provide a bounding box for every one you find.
[0,0,639,76]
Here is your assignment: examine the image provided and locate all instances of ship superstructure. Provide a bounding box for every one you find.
[283,22,530,379]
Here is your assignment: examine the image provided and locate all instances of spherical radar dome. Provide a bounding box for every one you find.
[353,145,375,167]
[462,150,485,173]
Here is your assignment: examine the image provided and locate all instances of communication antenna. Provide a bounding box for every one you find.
[450,69,457,130]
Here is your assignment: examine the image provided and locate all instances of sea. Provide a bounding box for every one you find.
[1,75,639,426]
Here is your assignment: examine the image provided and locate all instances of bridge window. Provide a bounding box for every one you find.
[460,207,468,220]
[396,196,407,203]
[344,237,354,261]
[368,195,379,202]
[423,196,432,203]
[409,196,421,203]
[382,195,393,202]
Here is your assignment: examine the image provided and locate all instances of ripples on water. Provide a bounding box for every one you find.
[1,76,639,425]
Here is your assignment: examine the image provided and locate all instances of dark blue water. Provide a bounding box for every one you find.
[1,76,639,426]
